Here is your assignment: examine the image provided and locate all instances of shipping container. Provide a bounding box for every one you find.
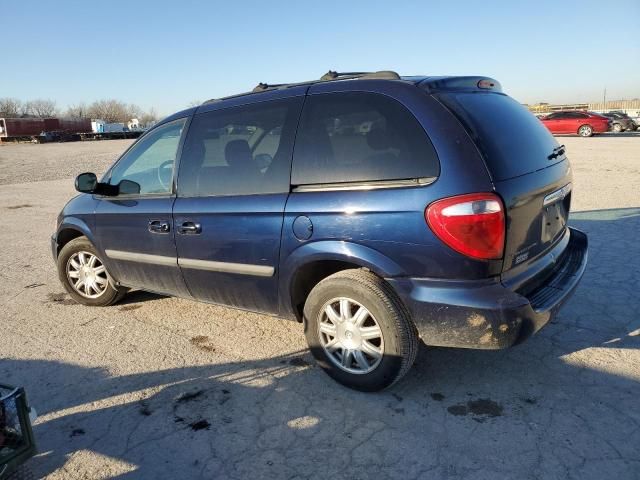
[103,123,126,133]
[0,117,92,139]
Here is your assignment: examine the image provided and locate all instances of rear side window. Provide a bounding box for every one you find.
[439,92,562,182]
[291,92,439,185]
[178,97,303,197]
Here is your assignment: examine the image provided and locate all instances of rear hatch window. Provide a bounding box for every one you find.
[437,92,563,181]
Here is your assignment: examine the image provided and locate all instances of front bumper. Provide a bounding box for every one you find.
[387,227,588,349]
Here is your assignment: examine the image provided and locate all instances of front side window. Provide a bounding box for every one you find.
[291,92,439,186]
[178,97,302,197]
[109,118,187,195]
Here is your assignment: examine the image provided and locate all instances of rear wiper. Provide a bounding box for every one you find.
[548,144,565,160]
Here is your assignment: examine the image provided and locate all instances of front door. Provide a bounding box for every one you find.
[173,95,305,314]
[94,117,191,297]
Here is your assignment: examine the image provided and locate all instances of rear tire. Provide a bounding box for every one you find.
[613,123,623,133]
[578,124,593,137]
[303,269,418,391]
[57,236,126,306]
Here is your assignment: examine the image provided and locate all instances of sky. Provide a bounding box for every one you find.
[2,0,639,116]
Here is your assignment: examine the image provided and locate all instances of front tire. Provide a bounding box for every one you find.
[613,123,623,133]
[304,269,418,391]
[578,124,593,137]
[57,236,125,306]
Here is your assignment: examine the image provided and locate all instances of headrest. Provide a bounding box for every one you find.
[224,139,253,168]
[366,127,392,151]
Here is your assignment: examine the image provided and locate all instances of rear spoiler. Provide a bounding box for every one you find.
[418,76,502,94]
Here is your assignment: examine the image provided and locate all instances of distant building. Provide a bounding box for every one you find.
[526,99,640,116]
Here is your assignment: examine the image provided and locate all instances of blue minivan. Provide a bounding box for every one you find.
[52,71,588,391]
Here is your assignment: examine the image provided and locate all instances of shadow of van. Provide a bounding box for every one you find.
[2,208,638,479]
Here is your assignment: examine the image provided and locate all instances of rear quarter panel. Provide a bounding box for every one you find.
[279,81,498,318]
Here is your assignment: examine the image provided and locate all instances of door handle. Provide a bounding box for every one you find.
[148,220,170,234]
[178,221,202,235]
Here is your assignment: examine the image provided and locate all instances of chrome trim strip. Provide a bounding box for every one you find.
[543,183,572,207]
[292,177,437,193]
[105,249,275,277]
[178,258,275,277]
[105,250,178,267]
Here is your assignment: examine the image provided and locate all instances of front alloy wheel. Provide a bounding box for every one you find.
[66,251,108,298]
[57,236,126,306]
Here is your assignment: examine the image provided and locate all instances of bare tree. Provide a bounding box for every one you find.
[126,103,142,120]
[23,99,57,117]
[0,98,22,117]
[65,102,89,119]
[88,99,144,123]
[139,108,159,127]
[3,97,160,124]
[88,99,128,123]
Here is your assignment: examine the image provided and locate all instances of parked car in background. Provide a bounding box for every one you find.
[539,111,610,137]
[601,112,638,132]
[52,71,588,391]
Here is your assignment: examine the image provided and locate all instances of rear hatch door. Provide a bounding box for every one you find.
[437,91,572,277]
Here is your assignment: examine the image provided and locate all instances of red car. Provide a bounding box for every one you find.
[539,111,610,137]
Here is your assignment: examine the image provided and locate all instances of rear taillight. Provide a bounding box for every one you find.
[426,193,505,260]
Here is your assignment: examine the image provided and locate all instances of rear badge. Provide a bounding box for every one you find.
[515,252,529,265]
[543,183,572,207]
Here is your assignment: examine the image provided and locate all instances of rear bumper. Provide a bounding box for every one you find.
[387,227,588,349]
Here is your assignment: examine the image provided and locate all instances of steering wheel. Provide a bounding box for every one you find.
[157,160,173,191]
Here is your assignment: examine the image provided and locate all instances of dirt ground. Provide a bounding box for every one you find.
[0,134,639,479]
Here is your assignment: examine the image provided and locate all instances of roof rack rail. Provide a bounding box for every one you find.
[205,70,402,104]
[320,70,401,81]
[252,82,288,92]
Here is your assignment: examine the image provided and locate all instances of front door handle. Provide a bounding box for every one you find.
[148,220,170,234]
[178,221,202,235]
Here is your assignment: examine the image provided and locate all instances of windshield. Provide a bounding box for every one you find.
[438,92,563,182]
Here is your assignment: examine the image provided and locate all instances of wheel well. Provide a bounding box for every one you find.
[56,228,84,255]
[290,260,367,322]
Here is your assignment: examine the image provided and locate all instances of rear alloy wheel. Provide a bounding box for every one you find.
[317,297,385,375]
[57,236,125,306]
[578,124,593,137]
[613,123,623,133]
[304,269,418,391]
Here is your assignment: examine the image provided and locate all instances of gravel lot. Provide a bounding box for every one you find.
[1,134,639,479]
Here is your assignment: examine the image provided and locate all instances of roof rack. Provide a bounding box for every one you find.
[320,70,401,81]
[205,70,402,103]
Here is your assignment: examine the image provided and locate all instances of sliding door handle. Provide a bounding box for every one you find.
[178,222,202,235]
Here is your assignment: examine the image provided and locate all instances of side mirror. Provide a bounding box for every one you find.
[118,179,141,195]
[75,172,97,193]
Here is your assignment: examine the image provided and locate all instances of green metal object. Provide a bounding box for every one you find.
[0,384,36,480]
